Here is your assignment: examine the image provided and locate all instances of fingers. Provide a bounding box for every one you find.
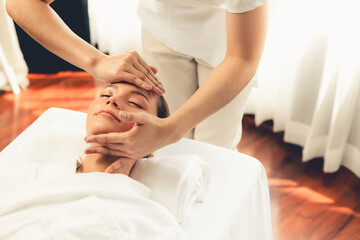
[119,111,151,125]
[105,158,136,174]
[85,116,144,145]
[93,52,164,95]
[127,51,165,95]
[137,57,163,90]
[83,142,136,174]
[85,132,127,144]
[150,66,158,74]
[116,71,153,90]
[130,63,164,95]
[84,144,130,157]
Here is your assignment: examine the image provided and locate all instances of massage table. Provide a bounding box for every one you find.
[0,108,272,239]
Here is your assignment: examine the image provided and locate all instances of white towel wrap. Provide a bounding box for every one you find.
[130,154,211,222]
[5,124,211,223]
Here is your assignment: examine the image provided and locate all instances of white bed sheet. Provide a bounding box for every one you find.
[0,108,272,240]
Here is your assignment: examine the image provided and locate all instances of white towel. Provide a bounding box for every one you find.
[130,154,211,222]
[0,173,185,240]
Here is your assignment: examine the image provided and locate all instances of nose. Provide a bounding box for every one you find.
[106,97,119,108]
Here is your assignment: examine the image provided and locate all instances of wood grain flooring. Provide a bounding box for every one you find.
[238,117,360,240]
[1,72,359,240]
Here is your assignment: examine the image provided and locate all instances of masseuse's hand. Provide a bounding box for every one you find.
[84,112,178,173]
[89,51,165,95]
[104,156,137,175]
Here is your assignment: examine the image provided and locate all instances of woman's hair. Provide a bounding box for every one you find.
[142,95,169,159]
[156,95,170,118]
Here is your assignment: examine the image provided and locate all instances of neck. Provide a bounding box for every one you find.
[77,154,120,173]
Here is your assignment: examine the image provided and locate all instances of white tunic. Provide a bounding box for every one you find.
[138,0,267,67]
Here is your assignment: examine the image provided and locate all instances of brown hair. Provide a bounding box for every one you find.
[142,95,169,159]
[156,95,170,118]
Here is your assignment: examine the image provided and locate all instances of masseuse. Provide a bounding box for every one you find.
[6,0,268,170]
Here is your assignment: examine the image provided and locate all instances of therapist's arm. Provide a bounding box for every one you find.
[84,3,268,169]
[5,0,164,94]
[170,4,268,137]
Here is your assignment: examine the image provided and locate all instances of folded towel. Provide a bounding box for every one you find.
[130,154,211,222]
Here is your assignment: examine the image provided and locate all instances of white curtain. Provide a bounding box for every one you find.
[0,0,28,93]
[246,0,360,177]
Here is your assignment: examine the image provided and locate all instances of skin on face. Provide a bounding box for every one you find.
[86,82,157,135]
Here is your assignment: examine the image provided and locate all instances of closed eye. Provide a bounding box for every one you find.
[100,94,111,98]
[129,101,143,109]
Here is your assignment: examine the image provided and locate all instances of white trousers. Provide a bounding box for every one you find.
[142,27,255,150]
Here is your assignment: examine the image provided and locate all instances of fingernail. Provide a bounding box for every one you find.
[85,149,92,154]
[121,112,127,119]
[156,89,164,95]
[145,84,152,89]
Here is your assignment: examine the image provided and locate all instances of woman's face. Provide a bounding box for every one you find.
[86,82,157,135]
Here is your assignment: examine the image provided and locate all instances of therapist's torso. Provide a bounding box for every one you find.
[138,0,267,67]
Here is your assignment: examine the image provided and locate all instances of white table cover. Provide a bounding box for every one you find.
[0,108,272,240]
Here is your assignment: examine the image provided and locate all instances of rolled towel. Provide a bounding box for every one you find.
[130,154,211,222]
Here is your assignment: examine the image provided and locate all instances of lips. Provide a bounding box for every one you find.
[97,110,120,122]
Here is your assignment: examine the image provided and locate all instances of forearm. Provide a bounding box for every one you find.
[168,56,258,141]
[167,4,268,143]
[6,0,103,73]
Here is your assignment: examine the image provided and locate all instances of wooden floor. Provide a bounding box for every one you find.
[238,117,360,240]
[1,72,359,240]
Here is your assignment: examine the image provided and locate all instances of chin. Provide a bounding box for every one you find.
[86,120,134,135]
[87,125,116,135]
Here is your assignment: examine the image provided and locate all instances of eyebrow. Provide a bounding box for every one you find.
[130,90,149,101]
[106,84,149,101]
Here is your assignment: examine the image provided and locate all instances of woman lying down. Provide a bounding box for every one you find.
[79,81,169,174]
[0,82,210,239]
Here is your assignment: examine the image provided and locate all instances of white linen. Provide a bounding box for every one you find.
[0,108,273,240]
[156,139,272,240]
[0,173,185,240]
[1,152,211,224]
[131,155,211,222]
[245,0,360,177]
[138,0,267,67]
[0,159,76,179]
[0,118,211,223]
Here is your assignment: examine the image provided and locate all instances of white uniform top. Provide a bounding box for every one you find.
[138,0,267,67]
